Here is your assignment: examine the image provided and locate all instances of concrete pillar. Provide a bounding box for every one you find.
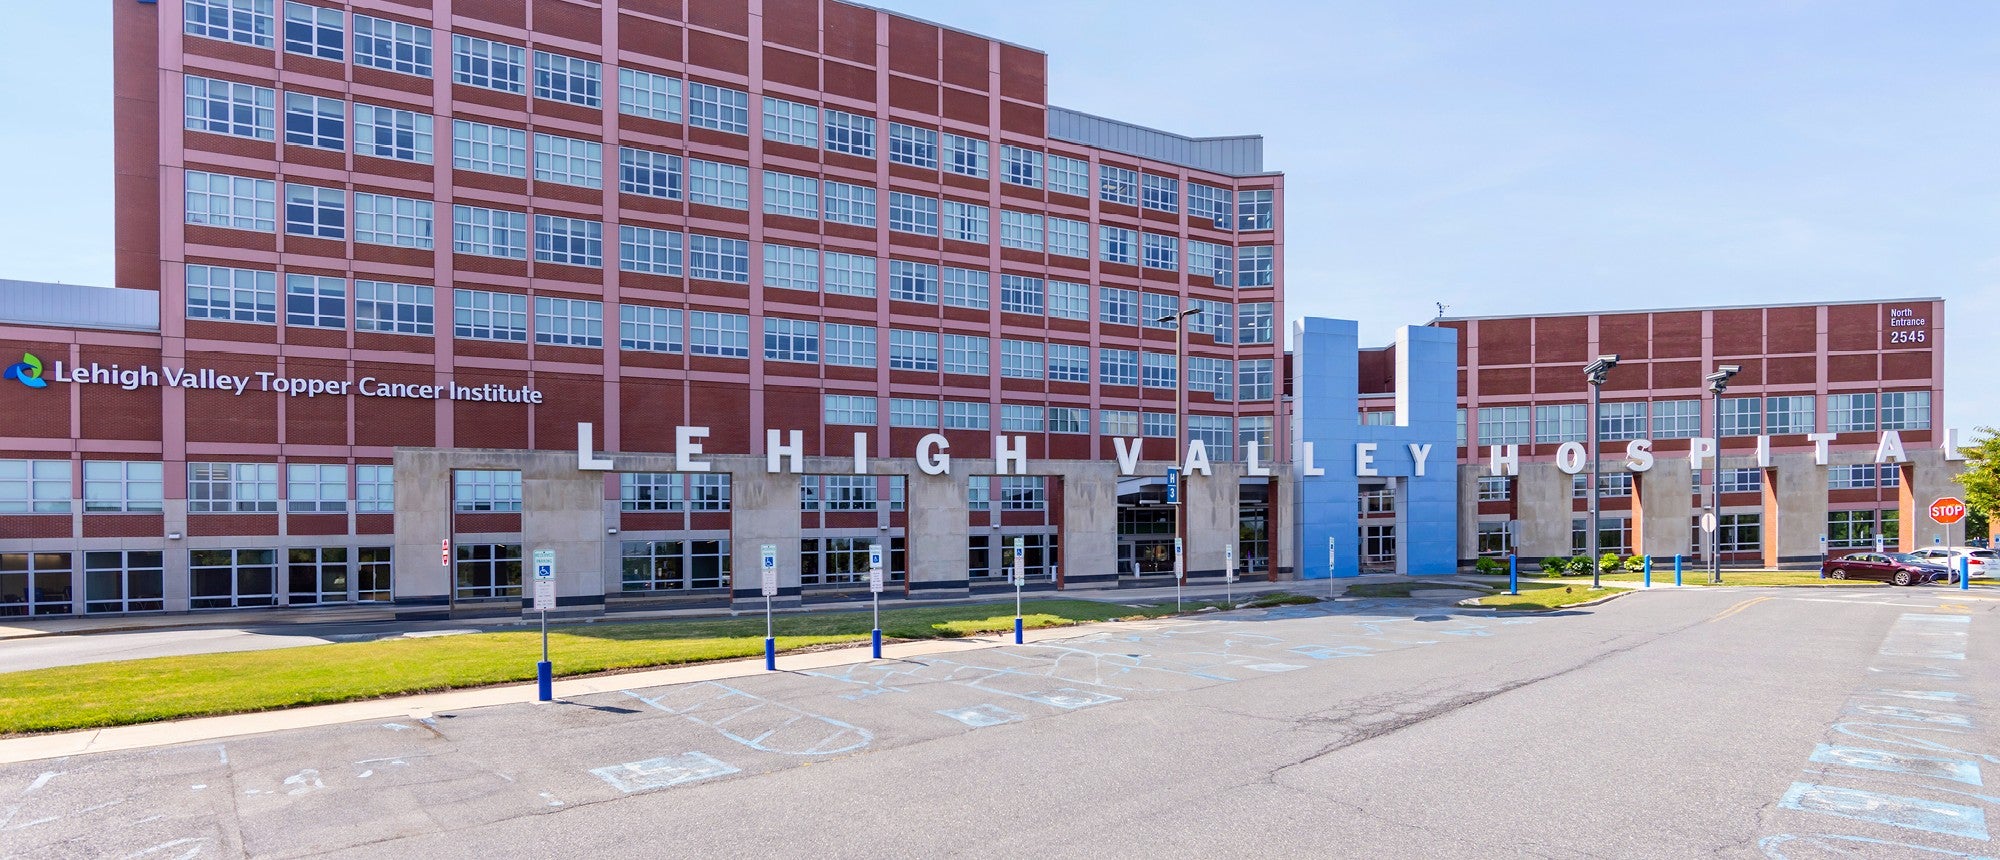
[905,469,969,599]
[1183,463,1242,580]
[727,464,803,608]
[1765,452,1827,569]
[1903,449,1962,549]
[1516,462,1571,560]
[1635,457,1693,559]
[521,452,609,619]
[391,448,452,616]
[1056,462,1119,588]
[1455,464,1482,565]
[1270,472,1295,578]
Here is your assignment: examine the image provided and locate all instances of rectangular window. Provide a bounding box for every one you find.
[618,225,682,276]
[888,192,939,236]
[1827,393,1877,433]
[945,401,990,431]
[762,171,819,219]
[355,280,433,335]
[943,335,988,376]
[1143,413,1177,439]
[618,146,682,199]
[353,192,434,249]
[284,92,343,150]
[763,317,819,363]
[1099,348,1138,387]
[1478,406,1530,447]
[1189,240,1232,284]
[824,395,877,426]
[1720,396,1762,436]
[823,251,876,297]
[453,543,522,599]
[1001,340,1044,379]
[1141,352,1177,388]
[1535,403,1586,443]
[184,75,275,140]
[1001,405,1045,433]
[452,289,528,342]
[1000,275,1044,316]
[1141,233,1179,270]
[1048,343,1090,383]
[619,473,683,512]
[1189,183,1232,229]
[1141,293,1180,328]
[1047,154,1089,197]
[687,158,750,209]
[824,109,875,156]
[619,304,682,353]
[763,97,818,146]
[943,133,988,178]
[83,461,165,513]
[1001,145,1041,187]
[451,205,527,258]
[888,260,938,304]
[1100,226,1136,265]
[533,50,601,107]
[1189,356,1233,400]
[1141,174,1179,213]
[1000,210,1044,252]
[283,183,344,238]
[1047,282,1089,321]
[619,68,681,122]
[533,296,603,347]
[185,171,275,232]
[186,264,277,323]
[1598,402,1648,441]
[187,0,275,48]
[823,180,877,226]
[1190,299,1233,343]
[1100,410,1139,437]
[189,549,279,609]
[285,463,347,513]
[353,103,433,163]
[0,460,71,514]
[1717,467,1763,494]
[889,329,940,372]
[1099,165,1137,205]
[1766,395,1815,435]
[1100,287,1138,327]
[1049,407,1089,435]
[1189,415,1233,461]
[1478,476,1512,502]
[1047,217,1089,258]
[763,244,819,292]
[533,214,603,267]
[451,34,524,93]
[687,311,750,357]
[532,133,602,188]
[941,200,988,243]
[355,464,394,513]
[1651,399,1701,438]
[1881,391,1931,431]
[285,274,345,328]
[823,323,876,368]
[687,82,749,134]
[1237,246,1275,286]
[352,15,432,77]
[188,463,279,513]
[1827,510,1880,549]
[1238,302,1274,344]
[1238,359,1274,400]
[453,470,522,512]
[888,123,937,168]
[687,233,750,283]
[941,267,989,310]
[1717,513,1761,554]
[890,398,939,429]
[1237,189,1274,230]
[452,119,527,176]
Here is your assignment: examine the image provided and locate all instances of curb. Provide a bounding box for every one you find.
[1456,588,1634,613]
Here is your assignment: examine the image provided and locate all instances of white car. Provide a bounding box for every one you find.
[1911,547,1996,582]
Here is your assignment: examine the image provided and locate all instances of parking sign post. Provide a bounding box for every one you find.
[1012,536,1026,645]
[1224,543,1236,608]
[760,544,778,671]
[868,543,884,659]
[532,548,555,703]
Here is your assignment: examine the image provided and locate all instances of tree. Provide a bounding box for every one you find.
[1955,426,2000,542]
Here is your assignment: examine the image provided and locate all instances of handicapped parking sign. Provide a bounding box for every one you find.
[760,544,778,597]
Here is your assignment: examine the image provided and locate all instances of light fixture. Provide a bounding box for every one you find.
[167,532,182,540]
[606,527,619,535]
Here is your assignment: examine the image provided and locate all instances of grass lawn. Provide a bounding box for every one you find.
[1472,581,1623,610]
[0,599,1182,736]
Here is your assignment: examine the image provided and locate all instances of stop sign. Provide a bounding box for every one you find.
[1930,497,1968,525]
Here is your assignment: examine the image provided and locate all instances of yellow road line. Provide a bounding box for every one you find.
[1708,596,1773,623]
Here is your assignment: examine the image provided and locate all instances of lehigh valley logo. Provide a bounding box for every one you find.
[4,353,48,389]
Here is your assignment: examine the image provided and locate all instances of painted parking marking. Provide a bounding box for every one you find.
[1846,704,1975,728]
[1777,782,1990,840]
[936,705,1023,728]
[1810,745,1983,786]
[1242,663,1306,673]
[589,752,739,794]
[622,683,873,755]
[1872,690,1969,704]
[1020,688,1121,709]
[1759,832,1998,859]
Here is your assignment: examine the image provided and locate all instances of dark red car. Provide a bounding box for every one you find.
[1821,552,1950,586]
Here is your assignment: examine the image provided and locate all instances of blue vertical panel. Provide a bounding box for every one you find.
[1293,319,1459,577]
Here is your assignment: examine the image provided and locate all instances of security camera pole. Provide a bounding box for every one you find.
[1704,365,1742,585]
[1583,354,1620,589]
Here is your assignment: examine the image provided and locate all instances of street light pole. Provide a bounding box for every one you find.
[1704,365,1741,585]
[1584,355,1619,590]
[1157,306,1201,589]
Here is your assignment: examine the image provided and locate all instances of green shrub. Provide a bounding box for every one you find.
[1623,555,1646,572]
[1567,556,1594,573]
[1473,557,1502,575]
[1541,556,1568,575]
[1598,552,1623,572]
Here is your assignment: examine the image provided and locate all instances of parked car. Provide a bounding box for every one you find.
[1910,547,1997,583]
[1820,552,1950,586]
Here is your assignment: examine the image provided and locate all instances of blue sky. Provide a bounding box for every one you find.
[2,1,1994,431]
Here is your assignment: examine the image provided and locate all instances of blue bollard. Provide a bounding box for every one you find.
[872,628,882,659]
[536,660,552,702]
[1644,556,1652,588]
[765,637,776,671]
[1674,555,1682,587]
[1963,555,1971,591]
[1508,554,1519,595]
[1014,616,1024,644]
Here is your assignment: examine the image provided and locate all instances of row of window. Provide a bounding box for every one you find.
[1472,460,1906,505]
[0,460,389,514]
[185,3,1277,230]
[187,265,1280,355]
[0,547,394,616]
[1465,392,1933,447]
[1474,509,1898,557]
